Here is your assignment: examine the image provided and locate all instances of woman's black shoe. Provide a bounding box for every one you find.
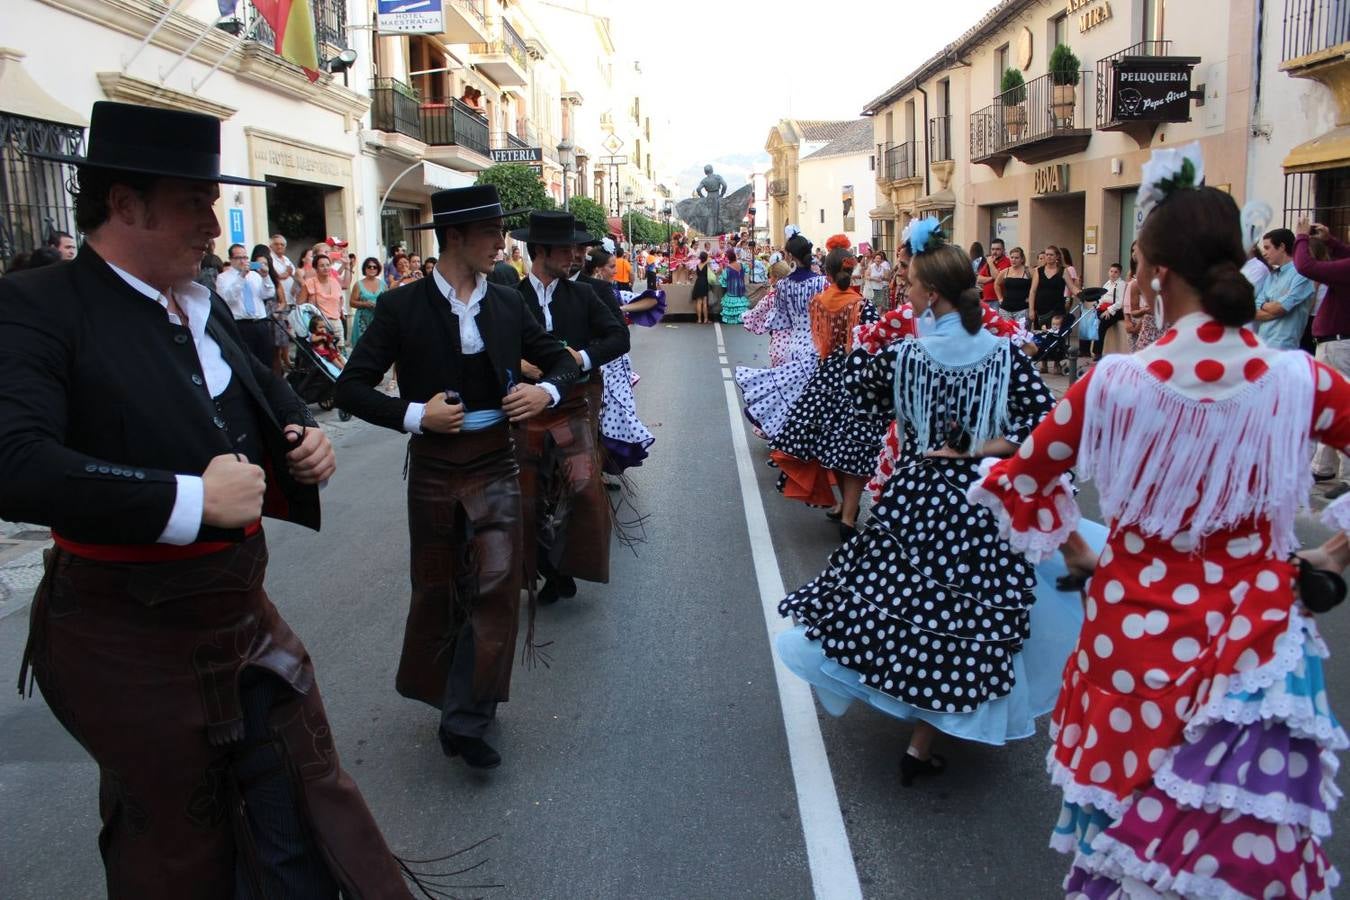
[900,752,946,787]
[439,732,502,769]
[839,522,860,542]
[825,508,843,521]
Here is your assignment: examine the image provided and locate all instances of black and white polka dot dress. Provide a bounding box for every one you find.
[770,300,883,480]
[779,342,1056,719]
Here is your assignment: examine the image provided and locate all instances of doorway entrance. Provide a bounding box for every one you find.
[266,178,332,257]
[1030,193,1086,271]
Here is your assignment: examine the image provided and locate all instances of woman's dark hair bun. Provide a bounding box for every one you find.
[786,233,813,266]
[1200,259,1255,327]
[956,287,983,334]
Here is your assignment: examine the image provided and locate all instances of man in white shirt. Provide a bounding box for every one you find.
[216,243,272,367]
[269,232,296,302]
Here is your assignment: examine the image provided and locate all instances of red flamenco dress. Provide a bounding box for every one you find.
[969,312,1350,898]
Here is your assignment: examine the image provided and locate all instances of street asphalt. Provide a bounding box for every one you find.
[2,318,1350,899]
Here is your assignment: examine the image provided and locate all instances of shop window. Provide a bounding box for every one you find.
[1285,168,1350,241]
[0,113,83,273]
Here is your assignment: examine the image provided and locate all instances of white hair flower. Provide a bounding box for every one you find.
[1137,142,1205,219]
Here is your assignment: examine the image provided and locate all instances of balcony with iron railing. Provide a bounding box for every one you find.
[492,131,531,151]
[928,116,953,163]
[419,97,490,158]
[370,77,423,142]
[469,19,530,86]
[970,71,1092,174]
[885,141,919,183]
[1283,0,1350,125]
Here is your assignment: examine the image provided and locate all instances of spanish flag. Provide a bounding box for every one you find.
[250,0,321,82]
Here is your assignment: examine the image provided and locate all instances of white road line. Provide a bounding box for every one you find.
[714,322,726,354]
[721,367,733,378]
[720,376,863,900]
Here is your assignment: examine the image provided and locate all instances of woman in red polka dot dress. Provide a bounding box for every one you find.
[969,145,1350,898]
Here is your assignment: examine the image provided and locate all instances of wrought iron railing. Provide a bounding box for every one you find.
[370,78,422,140]
[1284,169,1350,239]
[969,71,1091,158]
[2,113,84,272]
[886,140,917,182]
[1283,0,1350,62]
[492,131,530,151]
[471,19,529,70]
[450,0,487,29]
[419,98,490,156]
[928,116,953,163]
[1096,40,1172,128]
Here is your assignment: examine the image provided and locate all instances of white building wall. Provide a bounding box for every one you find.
[797,153,877,249]
[1246,1,1339,224]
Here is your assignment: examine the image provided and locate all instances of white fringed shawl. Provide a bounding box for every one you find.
[1076,352,1313,556]
[894,334,1013,457]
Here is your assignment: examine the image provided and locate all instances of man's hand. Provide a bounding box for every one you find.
[520,358,543,381]
[503,383,552,422]
[420,392,465,434]
[283,425,335,484]
[566,347,584,368]
[201,453,265,528]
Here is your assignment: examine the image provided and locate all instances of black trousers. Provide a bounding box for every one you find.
[439,623,498,740]
[235,319,275,369]
[234,669,340,900]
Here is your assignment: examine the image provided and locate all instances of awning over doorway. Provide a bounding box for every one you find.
[421,161,474,191]
[1284,126,1350,174]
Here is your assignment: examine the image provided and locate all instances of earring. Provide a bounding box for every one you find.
[1150,277,1162,293]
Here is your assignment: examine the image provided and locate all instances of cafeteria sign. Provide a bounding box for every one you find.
[1112,57,1198,123]
[377,0,444,35]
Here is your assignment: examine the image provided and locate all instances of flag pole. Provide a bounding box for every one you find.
[120,0,188,72]
[191,15,261,92]
[160,7,235,83]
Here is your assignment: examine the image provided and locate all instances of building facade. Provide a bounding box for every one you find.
[1248,1,1350,238]
[0,0,668,270]
[863,0,1255,286]
[795,120,877,250]
[765,119,870,245]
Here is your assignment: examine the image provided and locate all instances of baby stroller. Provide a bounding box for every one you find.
[1030,287,1108,381]
[286,303,351,421]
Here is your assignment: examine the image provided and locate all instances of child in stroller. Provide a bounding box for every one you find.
[286,304,350,420]
[1030,313,1072,375]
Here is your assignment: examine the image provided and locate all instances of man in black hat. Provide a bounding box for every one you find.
[511,211,629,604]
[335,186,579,770]
[0,101,410,898]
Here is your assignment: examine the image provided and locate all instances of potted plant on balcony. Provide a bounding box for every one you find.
[1049,43,1081,128]
[1000,68,1027,143]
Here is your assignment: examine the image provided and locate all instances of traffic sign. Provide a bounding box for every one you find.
[601,133,624,154]
[598,155,628,166]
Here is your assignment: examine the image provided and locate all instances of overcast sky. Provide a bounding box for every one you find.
[607,0,998,189]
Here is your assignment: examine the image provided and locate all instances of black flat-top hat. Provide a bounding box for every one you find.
[407,185,525,231]
[509,210,596,246]
[27,101,271,187]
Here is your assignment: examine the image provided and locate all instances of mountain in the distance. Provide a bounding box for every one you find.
[672,152,771,199]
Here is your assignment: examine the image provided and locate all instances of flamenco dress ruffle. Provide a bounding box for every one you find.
[778,518,1098,744]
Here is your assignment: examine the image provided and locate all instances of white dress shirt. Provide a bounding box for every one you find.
[216,267,269,320]
[1102,278,1125,313]
[401,268,560,434]
[271,251,296,299]
[528,273,592,371]
[107,261,236,546]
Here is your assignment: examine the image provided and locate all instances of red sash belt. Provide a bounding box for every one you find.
[53,520,262,563]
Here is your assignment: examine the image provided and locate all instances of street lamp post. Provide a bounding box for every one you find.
[622,185,634,252]
[556,138,574,210]
[662,201,672,257]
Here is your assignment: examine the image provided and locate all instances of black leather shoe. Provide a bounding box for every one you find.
[440,733,502,769]
[899,752,946,787]
[556,574,577,598]
[839,522,860,542]
[539,578,561,606]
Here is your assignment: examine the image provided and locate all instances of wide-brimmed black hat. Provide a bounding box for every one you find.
[407,185,525,231]
[26,101,271,187]
[509,210,596,246]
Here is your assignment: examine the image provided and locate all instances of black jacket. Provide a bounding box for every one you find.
[515,276,629,374]
[575,273,627,326]
[0,247,319,544]
[335,274,579,433]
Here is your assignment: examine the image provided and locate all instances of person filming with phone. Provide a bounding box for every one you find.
[216,241,273,367]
